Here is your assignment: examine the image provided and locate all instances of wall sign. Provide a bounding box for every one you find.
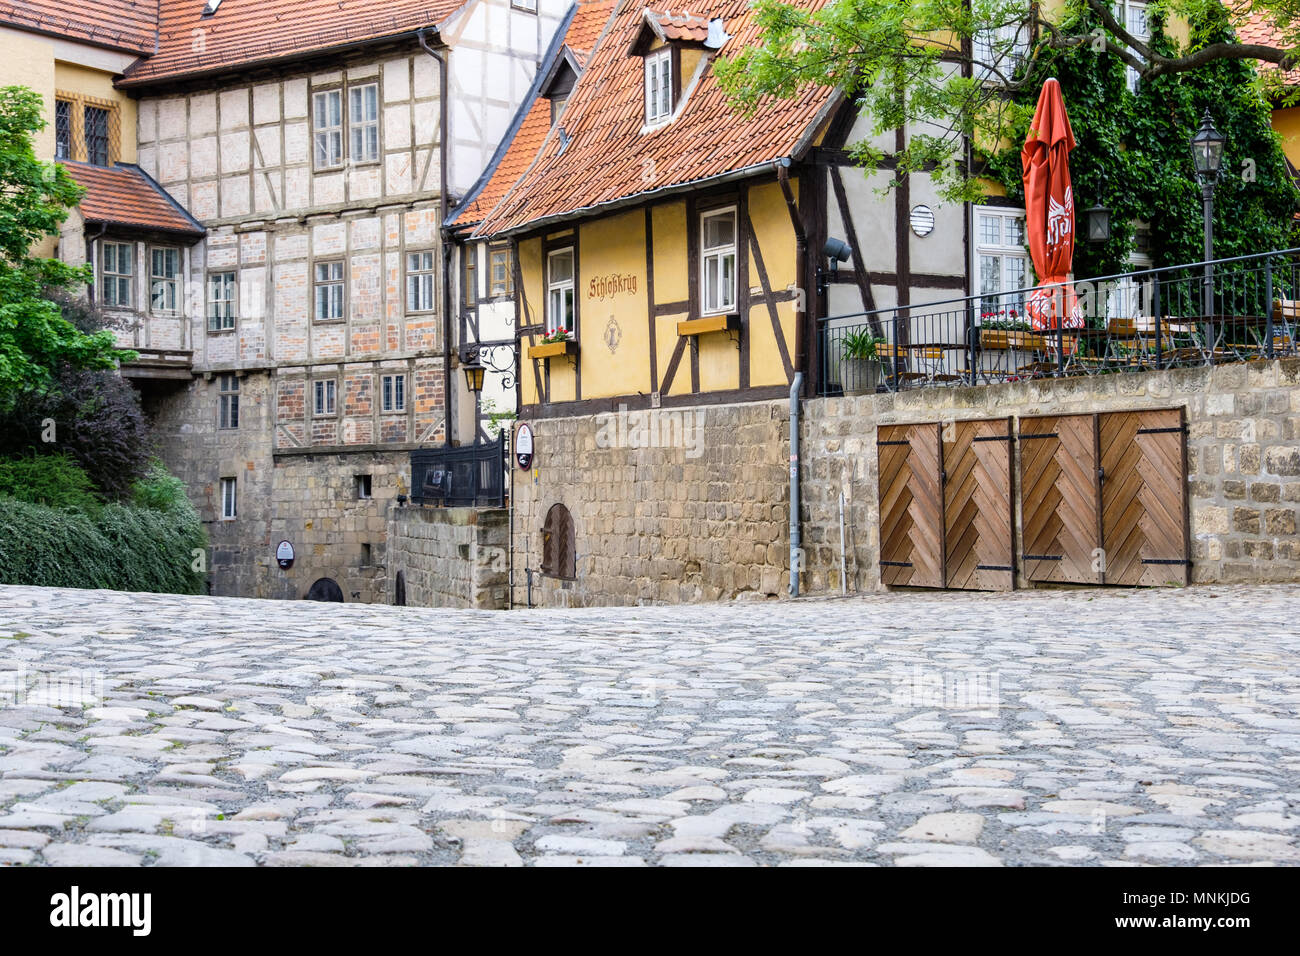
[515,422,534,470]
[276,540,295,570]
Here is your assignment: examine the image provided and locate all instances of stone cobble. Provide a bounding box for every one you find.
[0,583,1298,866]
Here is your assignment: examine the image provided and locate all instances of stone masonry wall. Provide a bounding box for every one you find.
[507,358,1300,608]
[387,506,509,609]
[800,357,1300,591]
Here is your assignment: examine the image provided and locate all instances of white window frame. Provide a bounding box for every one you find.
[511,0,537,11]
[149,246,181,314]
[99,240,133,309]
[220,477,237,520]
[207,271,236,331]
[644,48,673,125]
[1115,1,1150,93]
[973,18,1030,84]
[313,379,337,417]
[314,260,345,322]
[313,89,343,169]
[489,245,513,297]
[348,83,379,164]
[546,248,575,335]
[406,251,435,312]
[700,207,738,316]
[218,373,240,429]
[381,373,406,413]
[973,207,1032,321]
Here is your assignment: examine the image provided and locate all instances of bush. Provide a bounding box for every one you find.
[132,459,191,512]
[0,493,207,594]
[0,453,100,515]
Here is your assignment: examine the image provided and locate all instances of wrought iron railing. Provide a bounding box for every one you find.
[409,433,507,508]
[818,248,1300,396]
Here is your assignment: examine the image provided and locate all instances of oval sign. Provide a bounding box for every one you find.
[515,422,534,471]
[276,540,295,569]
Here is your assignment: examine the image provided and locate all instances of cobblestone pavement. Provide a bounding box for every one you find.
[1,584,1298,867]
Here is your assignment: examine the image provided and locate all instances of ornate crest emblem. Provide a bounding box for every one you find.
[604,316,622,354]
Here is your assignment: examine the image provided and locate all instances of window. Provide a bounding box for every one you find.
[644,48,672,124]
[1109,223,1153,319]
[220,477,237,520]
[700,208,737,315]
[348,84,379,163]
[512,0,537,11]
[381,374,406,412]
[1116,1,1150,93]
[150,247,180,312]
[464,250,478,307]
[541,503,576,579]
[406,251,435,312]
[314,260,344,321]
[208,271,236,331]
[313,89,343,168]
[546,248,575,335]
[489,245,513,297]
[355,474,372,499]
[99,241,133,308]
[313,379,337,416]
[54,100,72,160]
[84,106,109,166]
[975,209,1031,319]
[550,95,567,126]
[218,374,240,429]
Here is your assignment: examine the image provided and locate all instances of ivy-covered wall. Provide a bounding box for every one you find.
[987,8,1299,276]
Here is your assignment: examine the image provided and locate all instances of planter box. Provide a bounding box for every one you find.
[527,339,578,360]
[841,357,881,395]
[979,329,1046,351]
[677,313,740,337]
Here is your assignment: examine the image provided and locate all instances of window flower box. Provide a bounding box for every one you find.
[528,339,579,360]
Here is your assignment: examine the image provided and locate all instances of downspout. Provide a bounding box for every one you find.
[789,372,803,597]
[420,28,453,445]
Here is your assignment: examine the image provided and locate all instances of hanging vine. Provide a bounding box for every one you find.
[984,5,1299,276]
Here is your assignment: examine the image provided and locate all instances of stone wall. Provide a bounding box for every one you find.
[508,358,1300,607]
[510,401,792,607]
[800,357,1300,590]
[387,506,509,609]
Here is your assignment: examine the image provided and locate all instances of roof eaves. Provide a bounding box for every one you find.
[120,163,207,236]
[491,159,789,239]
[445,2,581,231]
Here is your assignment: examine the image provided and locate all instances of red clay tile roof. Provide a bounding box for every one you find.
[648,8,710,44]
[0,1,158,54]
[118,0,468,88]
[62,162,205,237]
[474,0,836,237]
[451,1,616,229]
[1237,9,1300,86]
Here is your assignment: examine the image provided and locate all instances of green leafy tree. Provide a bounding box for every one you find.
[717,0,1300,205]
[0,86,125,403]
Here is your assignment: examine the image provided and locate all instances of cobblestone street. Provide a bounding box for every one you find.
[0,584,1298,866]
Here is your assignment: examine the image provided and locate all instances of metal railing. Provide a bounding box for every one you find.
[818,248,1300,395]
[409,433,507,508]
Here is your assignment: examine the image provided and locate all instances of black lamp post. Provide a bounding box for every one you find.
[1190,109,1226,319]
[1084,205,1110,244]
[462,352,485,445]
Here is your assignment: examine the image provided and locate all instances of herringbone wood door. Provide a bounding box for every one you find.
[1099,408,1190,585]
[944,418,1015,591]
[877,423,944,588]
[1019,414,1103,584]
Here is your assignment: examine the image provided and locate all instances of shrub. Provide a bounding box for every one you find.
[0,453,100,515]
[0,493,207,594]
[132,459,191,513]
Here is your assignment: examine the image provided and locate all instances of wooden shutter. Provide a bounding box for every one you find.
[944,418,1015,591]
[877,423,944,588]
[1099,408,1190,585]
[1019,413,1102,584]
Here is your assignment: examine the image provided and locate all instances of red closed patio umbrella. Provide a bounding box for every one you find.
[1021,78,1084,331]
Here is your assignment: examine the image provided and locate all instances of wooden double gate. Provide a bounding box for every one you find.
[877,409,1189,590]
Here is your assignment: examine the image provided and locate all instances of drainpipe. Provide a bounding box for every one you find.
[789,371,803,597]
[420,28,453,446]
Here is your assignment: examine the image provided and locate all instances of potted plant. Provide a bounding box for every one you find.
[840,330,884,395]
[528,326,578,360]
[541,326,571,344]
[977,315,1045,376]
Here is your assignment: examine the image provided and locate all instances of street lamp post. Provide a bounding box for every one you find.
[1190,110,1226,325]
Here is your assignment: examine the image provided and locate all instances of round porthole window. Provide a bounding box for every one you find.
[910,205,935,238]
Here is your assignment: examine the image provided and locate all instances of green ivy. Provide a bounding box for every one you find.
[985,7,1299,276]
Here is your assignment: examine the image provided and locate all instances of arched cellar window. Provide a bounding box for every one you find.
[394,571,407,606]
[541,503,576,579]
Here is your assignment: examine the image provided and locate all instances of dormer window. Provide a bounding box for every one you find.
[644,48,673,124]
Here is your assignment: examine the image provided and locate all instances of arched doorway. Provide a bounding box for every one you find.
[394,571,407,606]
[304,577,344,601]
[541,503,576,579]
